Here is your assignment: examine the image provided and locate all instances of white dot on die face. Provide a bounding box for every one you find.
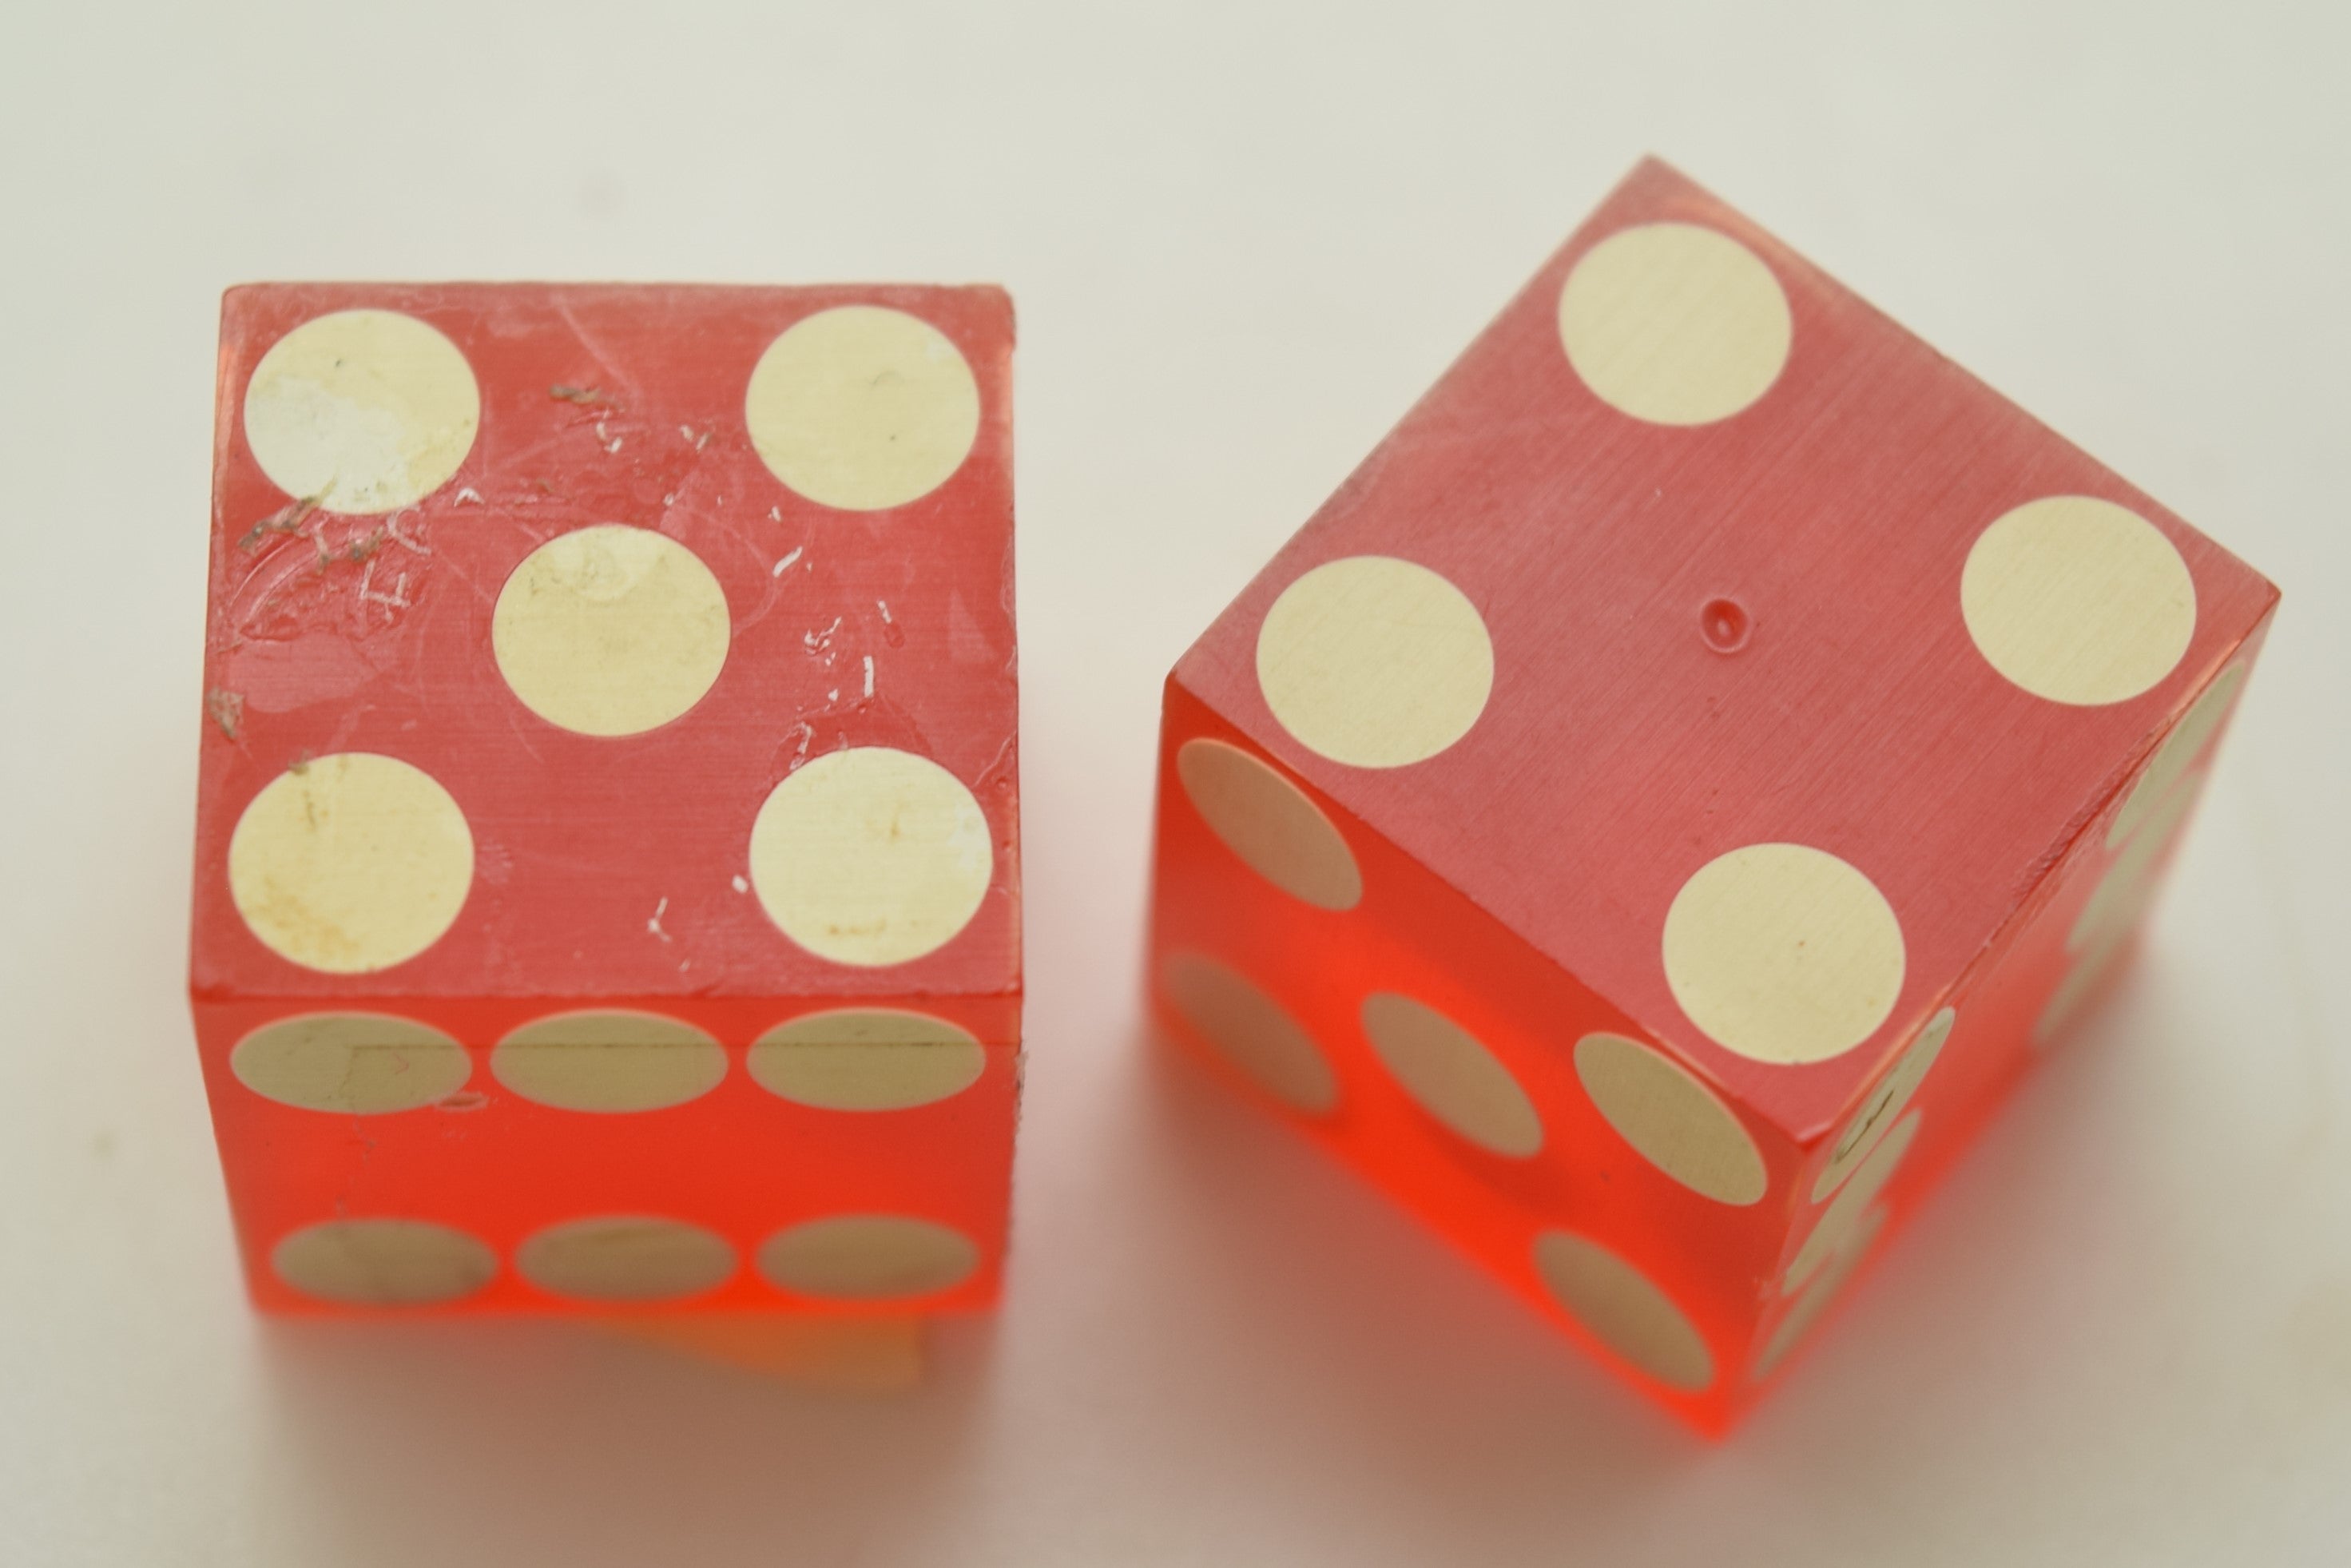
[516,1216,736,1302]
[1255,556,1494,769]
[1574,1033,1766,1205]
[2037,925,2134,1046]
[271,1218,496,1307]
[244,308,480,514]
[745,306,981,511]
[1962,495,2197,706]
[1556,223,1793,426]
[491,1011,727,1113]
[1662,844,1906,1066]
[228,752,475,975]
[1785,1110,1919,1294]
[1158,951,1338,1116]
[1531,1232,1715,1392]
[757,1215,980,1301]
[749,747,993,968]
[749,1009,987,1112]
[2069,770,2204,956]
[2109,665,2243,848]
[492,525,732,736]
[1176,738,1363,910]
[230,1012,471,1114]
[1812,1006,1953,1203]
[1753,1204,1886,1380]
[1360,993,1543,1158]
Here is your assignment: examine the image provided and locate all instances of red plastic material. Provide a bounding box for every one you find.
[1148,160,2275,1431]
[192,283,1020,1317]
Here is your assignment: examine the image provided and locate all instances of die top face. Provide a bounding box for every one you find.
[1175,160,2275,1140]
[193,284,1019,1008]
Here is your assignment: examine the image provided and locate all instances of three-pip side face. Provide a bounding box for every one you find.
[1149,159,2276,1431]
[192,284,1020,1315]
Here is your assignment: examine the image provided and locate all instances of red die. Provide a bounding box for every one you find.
[192,284,1019,1316]
[1147,160,2276,1431]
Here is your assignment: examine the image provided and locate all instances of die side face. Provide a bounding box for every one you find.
[192,284,1020,1316]
[1755,642,2267,1378]
[206,996,1019,1316]
[1153,685,1797,1431]
[1150,159,2274,1427]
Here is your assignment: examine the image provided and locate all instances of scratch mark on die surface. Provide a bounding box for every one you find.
[355,559,411,615]
[772,546,804,578]
[455,486,484,506]
[204,688,244,740]
[647,896,673,943]
[863,654,875,698]
[327,522,387,566]
[239,492,325,550]
[731,874,749,894]
[553,299,639,411]
[383,510,431,556]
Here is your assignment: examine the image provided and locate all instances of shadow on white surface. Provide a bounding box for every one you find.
[250,1313,1001,1564]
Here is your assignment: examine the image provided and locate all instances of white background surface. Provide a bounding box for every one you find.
[3,3,2348,1563]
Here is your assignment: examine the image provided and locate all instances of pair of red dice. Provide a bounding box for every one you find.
[191,161,2274,1432]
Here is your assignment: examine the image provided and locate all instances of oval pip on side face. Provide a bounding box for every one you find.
[1574,1033,1766,1205]
[1176,738,1362,910]
[1158,951,1339,1116]
[749,1009,987,1111]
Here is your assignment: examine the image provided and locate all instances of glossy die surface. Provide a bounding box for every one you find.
[193,284,1019,1316]
[1148,160,2274,1431]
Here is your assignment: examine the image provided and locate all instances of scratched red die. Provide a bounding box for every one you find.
[1146,159,2276,1431]
[192,284,1019,1316]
